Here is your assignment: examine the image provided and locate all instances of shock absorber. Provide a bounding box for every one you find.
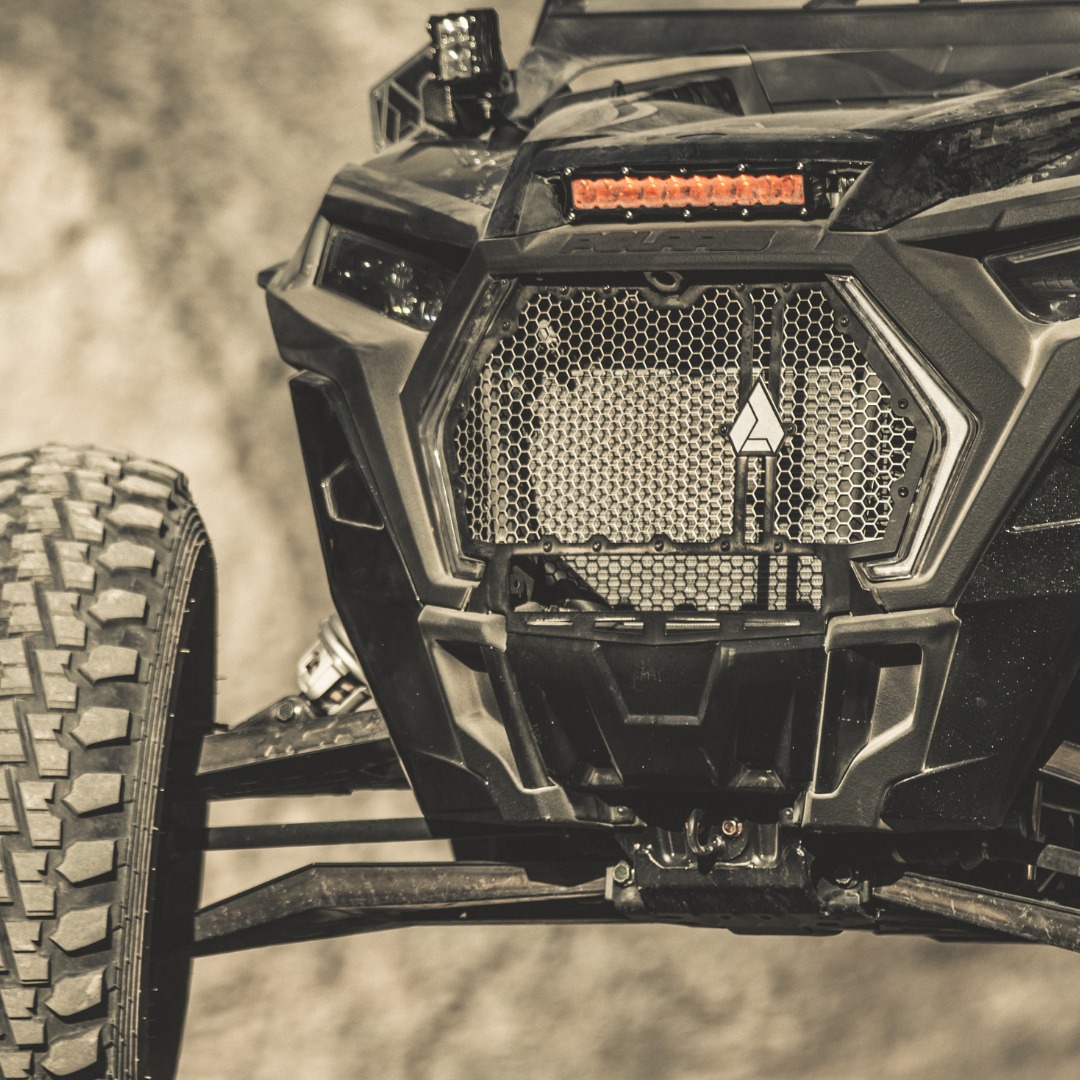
[296,613,374,716]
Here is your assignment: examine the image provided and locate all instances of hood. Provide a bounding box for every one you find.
[491,67,1080,236]
[321,61,1080,251]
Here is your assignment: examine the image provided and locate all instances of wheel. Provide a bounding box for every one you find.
[0,445,215,1080]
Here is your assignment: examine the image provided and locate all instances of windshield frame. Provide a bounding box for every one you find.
[514,0,1080,116]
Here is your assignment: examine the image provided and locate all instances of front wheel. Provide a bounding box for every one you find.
[0,445,214,1080]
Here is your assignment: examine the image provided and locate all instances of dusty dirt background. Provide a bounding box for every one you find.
[3,2,1080,1077]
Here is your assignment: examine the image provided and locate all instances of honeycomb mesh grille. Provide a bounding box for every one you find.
[776,289,917,544]
[562,554,823,612]
[454,284,917,550]
[561,552,820,613]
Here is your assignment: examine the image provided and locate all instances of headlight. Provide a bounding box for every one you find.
[317,225,458,330]
[985,237,1080,323]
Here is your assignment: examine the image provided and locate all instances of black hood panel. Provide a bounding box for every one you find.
[488,68,1080,237]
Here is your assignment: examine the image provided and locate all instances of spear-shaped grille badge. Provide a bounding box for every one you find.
[729,378,786,455]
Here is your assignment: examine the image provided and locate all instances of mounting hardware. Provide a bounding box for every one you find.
[275,700,303,723]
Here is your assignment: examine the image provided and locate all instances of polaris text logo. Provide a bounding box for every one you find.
[729,380,786,455]
[560,230,774,254]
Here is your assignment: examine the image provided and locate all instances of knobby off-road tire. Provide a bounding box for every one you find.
[0,446,215,1080]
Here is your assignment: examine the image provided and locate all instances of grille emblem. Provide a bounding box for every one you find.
[729,379,786,455]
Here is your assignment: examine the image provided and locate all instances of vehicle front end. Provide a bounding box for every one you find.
[249,0,1080,948]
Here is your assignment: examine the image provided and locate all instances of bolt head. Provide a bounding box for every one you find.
[834,863,860,889]
[612,861,633,886]
[276,701,301,723]
[720,819,743,838]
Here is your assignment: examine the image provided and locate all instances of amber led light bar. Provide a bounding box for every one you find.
[571,172,805,213]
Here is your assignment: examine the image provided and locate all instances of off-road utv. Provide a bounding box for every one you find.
[8,0,1080,1075]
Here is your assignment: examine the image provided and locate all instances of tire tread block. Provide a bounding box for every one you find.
[87,591,145,625]
[77,648,136,685]
[57,842,116,886]
[105,505,162,534]
[42,596,84,651]
[62,776,121,817]
[69,710,129,750]
[51,545,94,595]
[0,705,26,766]
[40,1026,100,1077]
[96,543,154,574]
[45,970,103,1021]
[116,476,171,502]
[49,907,109,954]
[61,503,102,546]
[0,1051,33,1078]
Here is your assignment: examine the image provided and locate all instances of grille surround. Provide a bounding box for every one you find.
[429,276,936,614]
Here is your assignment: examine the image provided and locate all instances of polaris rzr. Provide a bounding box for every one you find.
[8,1,1080,1075]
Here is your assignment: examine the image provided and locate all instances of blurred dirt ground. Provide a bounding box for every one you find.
[2,2,1080,1078]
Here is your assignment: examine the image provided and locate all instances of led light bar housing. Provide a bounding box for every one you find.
[565,168,814,221]
[573,172,804,211]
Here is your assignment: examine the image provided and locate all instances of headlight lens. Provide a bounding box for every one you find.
[985,237,1080,323]
[318,225,457,330]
